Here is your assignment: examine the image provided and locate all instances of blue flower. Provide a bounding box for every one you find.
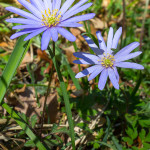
[73,27,144,90]
[6,0,95,50]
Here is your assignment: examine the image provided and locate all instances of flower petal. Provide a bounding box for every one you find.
[84,36,103,55]
[41,28,51,50]
[17,0,42,19]
[62,3,92,21]
[113,67,119,82]
[64,0,88,17]
[96,31,107,52]
[115,52,142,62]
[5,18,42,25]
[88,65,104,81]
[59,0,75,15]
[10,28,38,39]
[64,13,95,22]
[57,27,76,41]
[107,27,113,53]
[114,62,144,70]
[75,65,99,78]
[112,27,122,49]
[43,0,52,13]
[73,52,100,64]
[73,59,91,64]
[24,27,47,41]
[58,22,82,27]
[50,27,58,42]
[53,0,61,10]
[6,7,40,21]
[98,69,108,90]
[108,68,119,89]
[12,24,43,30]
[114,42,140,58]
[29,0,45,12]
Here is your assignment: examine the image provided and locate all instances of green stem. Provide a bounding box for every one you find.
[40,63,54,137]
[48,42,75,150]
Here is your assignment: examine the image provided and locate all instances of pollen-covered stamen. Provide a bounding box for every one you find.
[100,53,115,68]
[41,8,61,27]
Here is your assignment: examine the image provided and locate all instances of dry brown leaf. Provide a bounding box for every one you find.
[14,87,59,123]
[90,18,108,29]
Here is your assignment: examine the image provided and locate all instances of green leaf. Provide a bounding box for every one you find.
[24,140,36,147]
[123,137,133,146]
[143,143,150,149]
[112,136,122,150]
[31,114,38,128]
[139,119,150,128]
[145,131,150,142]
[139,129,146,141]
[0,36,31,104]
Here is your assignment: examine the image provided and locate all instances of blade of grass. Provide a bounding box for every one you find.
[0,35,31,104]
[48,43,75,150]
[0,12,13,21]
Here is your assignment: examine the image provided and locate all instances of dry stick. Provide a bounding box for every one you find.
[40,58,54,138]
[120,0,126,50]
[139,0,149,50]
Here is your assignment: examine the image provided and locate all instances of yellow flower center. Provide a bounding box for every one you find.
[100,53,115,68]
[41,9,61,27]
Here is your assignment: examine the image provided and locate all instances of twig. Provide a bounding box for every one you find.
[5,124,67,131]
[139,0,149,50]
[40,58,54,137]
[120,0,126,49]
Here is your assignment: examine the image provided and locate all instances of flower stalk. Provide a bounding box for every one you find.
[48,42,75,150]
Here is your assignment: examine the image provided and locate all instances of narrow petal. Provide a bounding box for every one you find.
[96,31,107,51]
[10,28,38,39]
[64,13,95,23]
[98,69,108,90]
[115,42,140,58]
[115,52,142,62]
[73,52,100,64]
[107,27,113,53]
[29,0,45,12]
[63,0,88,17]
[113,67,119,82]
[58,22,82,27]
[12,24,43,30]
[73,59,91,64]
[75,65,99,78]
[57,27,76,41]
[108,68,119,89]
[50,27,58,42]
[5,18,42,25]
[24,27,47,41]
[43,0,52,13]
[41,28,51,50]
[84,36,103,55]
[17,0,42,19]
[53,0,61,10]
[5,7,40,21]
[115,62,144,70]
[62,3,92,21]
[59,0,75,15]
[88,66,104,81]
[112,27,122,49]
